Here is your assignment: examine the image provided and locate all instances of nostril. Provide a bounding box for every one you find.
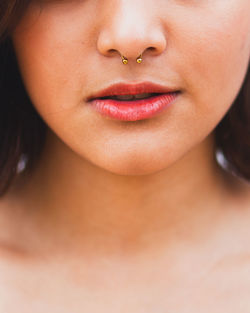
[106,49,118,56]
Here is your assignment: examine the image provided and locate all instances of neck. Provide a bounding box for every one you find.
[6,131,235,259]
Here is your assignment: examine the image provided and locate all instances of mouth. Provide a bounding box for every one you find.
[87,81,179,101]
[86,82,181,121]
[88,92,180,121]
[95,92,165,101]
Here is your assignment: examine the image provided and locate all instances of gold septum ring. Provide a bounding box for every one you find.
[122,54,143,65]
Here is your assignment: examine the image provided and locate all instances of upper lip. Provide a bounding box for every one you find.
[86,82,179,101]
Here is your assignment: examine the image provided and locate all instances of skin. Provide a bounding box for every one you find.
[0,0,250,311]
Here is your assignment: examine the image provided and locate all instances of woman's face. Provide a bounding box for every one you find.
[12,0,250,175]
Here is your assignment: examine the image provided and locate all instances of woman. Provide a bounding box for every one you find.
[0,0,250,311]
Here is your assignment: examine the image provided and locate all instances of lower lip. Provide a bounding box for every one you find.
[89,92,180,121]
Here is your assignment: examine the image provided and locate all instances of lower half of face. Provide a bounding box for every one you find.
[11,0,250,175]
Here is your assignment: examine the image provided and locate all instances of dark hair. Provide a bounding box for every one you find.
[0,0,249,196]
[0,0,46,195]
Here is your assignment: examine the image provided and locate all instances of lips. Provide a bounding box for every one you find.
[86,82,179,101]
[86,82,181,121]
[99,92,163,101]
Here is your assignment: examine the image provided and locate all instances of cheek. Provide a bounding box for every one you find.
[11,4,94,119]
[175,2,250,110]
[152,1,250,151]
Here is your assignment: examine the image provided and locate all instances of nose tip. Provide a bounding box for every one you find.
[98,30,167,63]
[96,11,167,63]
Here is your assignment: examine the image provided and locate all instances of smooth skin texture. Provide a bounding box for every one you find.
[0,0,250,312]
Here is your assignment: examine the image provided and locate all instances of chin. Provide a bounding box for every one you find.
[89,153,174,177]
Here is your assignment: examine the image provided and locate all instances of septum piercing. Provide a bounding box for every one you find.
[136,54,143,64]
[122,56,128,64]
[121,54,143,64]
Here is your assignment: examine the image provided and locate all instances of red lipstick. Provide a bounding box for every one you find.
[87,82,180,121]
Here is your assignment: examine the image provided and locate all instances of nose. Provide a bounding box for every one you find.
[96,1,167,63]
